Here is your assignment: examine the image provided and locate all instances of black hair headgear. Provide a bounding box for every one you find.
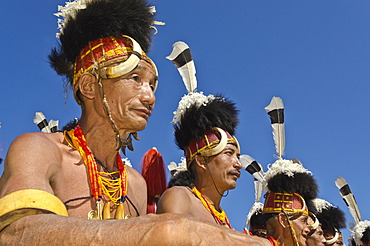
[262,159,319,217]
[315,203,346,233]
[174,95,239,151]
[49,0,154,85]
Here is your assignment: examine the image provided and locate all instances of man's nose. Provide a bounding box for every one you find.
[234,157,242,170]
[140,82,156,106]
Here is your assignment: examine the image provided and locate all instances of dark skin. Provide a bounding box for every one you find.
[0,60,271,245]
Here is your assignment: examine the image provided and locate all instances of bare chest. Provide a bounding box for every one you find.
[51,153,144,219]
[187,190,222,225]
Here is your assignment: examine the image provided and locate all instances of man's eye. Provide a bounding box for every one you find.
[131,75,139,81]
[150,82,156,91]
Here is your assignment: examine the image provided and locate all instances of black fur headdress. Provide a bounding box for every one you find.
[49,0,154,85]
[262,159,319,216]
[264,159,318,202]
[174,94,239,151]
[313,198,346,233]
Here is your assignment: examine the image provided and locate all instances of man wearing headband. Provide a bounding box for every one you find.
[306,214,326,246]
[156,91,270,245]
[309,198,345,246]
[262,159,319,246]
[157,95,241,227]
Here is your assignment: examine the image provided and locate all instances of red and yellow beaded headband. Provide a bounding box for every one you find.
[262,192,308,217]
[185,127,240,166]
[73,35,158,103]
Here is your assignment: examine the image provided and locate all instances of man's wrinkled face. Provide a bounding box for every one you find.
[291,214,311,246]
[306,225,326,246]
[101,60,157,134]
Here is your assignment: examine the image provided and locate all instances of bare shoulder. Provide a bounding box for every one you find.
[0,132,64,197]
[126,165,147,194]
[161,186,192,198]
[126,165,147,214]
[126,165,145,184]
[156,186,193,214]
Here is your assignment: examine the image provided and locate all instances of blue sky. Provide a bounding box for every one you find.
[1,0,370,241]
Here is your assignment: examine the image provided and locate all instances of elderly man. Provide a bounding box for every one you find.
[262,159,318,246]
[310,198,345,246]
[306,213,326,246]
[0,0,272,245]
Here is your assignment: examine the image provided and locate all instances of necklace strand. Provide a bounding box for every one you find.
[64,125,128,205]
[191,185,232,228]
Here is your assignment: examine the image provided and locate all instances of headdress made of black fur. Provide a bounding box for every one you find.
[49,0,154,86]
[174,94,239,151]
[313,198,346,233]
[264,159,319,204]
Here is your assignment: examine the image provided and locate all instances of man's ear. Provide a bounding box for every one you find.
[78,73,97,101]
[278,212,289,228]
[194,155,207,170]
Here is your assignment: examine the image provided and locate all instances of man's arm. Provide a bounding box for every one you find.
[0,213,271,245]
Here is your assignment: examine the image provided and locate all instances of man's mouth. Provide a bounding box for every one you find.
[229,171,240,179]
[134,108,152,119]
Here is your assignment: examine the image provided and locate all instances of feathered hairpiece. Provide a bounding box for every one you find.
[263,97,318,219]
[335,177,369,245]
[33,112,59,133]
[167,41,239,156]
[265,97,285,159]
[335,177,361,224]
[173,96,238,151]
[49,0,155,85]
[240,155,267,235]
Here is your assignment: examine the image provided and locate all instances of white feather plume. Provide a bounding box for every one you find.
[33,112,51,133]
[166,41,197,93]
[245,202,264,228]
[265,97,285,159]
[264,159,311,187]
[312,198,335,213]
[240,154,265,183]
[167,157,187,176]
[239,155,265,208]
[172,92,215,124]
[54,0,90,37]
[335,177,361,224]
[48,120,59,133]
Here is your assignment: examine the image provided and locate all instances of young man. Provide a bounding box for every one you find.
[0,0,270,245]
[157,95,242,227]
[155,87,269,245]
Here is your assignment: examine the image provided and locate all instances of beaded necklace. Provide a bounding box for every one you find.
[191,185,232,228]
[64,125,128,219]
